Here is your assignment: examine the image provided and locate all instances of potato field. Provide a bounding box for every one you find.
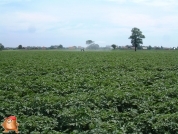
[0,50,178,134]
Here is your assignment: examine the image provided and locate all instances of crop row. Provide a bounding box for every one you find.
[0,50,178,133]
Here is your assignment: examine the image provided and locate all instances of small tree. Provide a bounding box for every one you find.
[111,44,117,50]
[58,44,63,49]
[86,40,93,45]
[0,43,4,50]
[86,44,99,50]
[148,45,152,50]
[129,27,145,51]
[18,45,23,49]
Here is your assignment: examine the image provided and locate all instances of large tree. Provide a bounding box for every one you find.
[129,27,145,51]
[18,44,23,49]
[86,40,100,49]
[111,44,117,50]
[0,43,4,50]
[86,40,93,45]
[58,44,63,49]
[86,44,99,50]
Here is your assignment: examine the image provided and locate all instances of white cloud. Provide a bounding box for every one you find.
[106,0,178,8]
[132,0,178,7]
[0,0,30,5]
[0,0,178,47]
[107,12,178,34]
[0,12,63,33]
[106,0,126,2]
[108,13,155,27]
[17,12,58,22]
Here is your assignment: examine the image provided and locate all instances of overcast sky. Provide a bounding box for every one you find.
[0,0,178,48]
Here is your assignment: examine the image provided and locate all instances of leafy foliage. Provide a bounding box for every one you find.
[111,44,117,50]
[0,43,4,50]
[0,50,178,133]
[129,27,145,51]
[18,45,23,49]
[86,40,93,45]
[86,44,99,50]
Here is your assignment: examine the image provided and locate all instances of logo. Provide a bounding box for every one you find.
[1,116,19,133]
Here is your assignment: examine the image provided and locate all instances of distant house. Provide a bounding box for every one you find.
[68,46,77,49]
[42,46,46,50]
[163,47,170,50]
[78,46,82,49]
[121,46,128,49]
[142,46,148,50]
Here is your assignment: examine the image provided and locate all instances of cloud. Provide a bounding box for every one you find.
[0,12,62,33]
[0,0,31,5]
[108,13,178,34]
[106,0,178,8]
[0,0,178,47]
[106,0,126,2]
[132,0,178,7]
[28,25,36,33]
[16,12,59,23]
[106,13,155,27]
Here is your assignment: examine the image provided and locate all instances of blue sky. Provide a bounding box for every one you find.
[0,0,178,48]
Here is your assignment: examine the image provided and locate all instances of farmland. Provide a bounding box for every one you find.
[0,50,178,133]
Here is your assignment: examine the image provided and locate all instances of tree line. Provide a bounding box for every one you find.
[111,27,145,51]
[86,27,145,51]
[1,27,177,51]
[0,43,4,50]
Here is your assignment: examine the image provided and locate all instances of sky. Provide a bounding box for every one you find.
[0,0,178,48]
